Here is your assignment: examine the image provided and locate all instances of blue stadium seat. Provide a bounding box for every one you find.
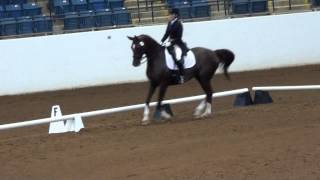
[251,0,268,12]
[88,0,108,10]
[95,8,113,27]
[33,15,53,33]
[53,0,71,16]
[171,0,185,6]
[23,3,42,17]
[189,0,206,4]
[0,6,5,18]
[71,0,88,12]
[231,0,250,14]
[313,0,320,6]
[64,11,79,30]
[5,4,22,18]
[0,0,10,6]
[191,1,211,18]
[167,0,183,7]
[9,0,27,5]
[108,0,124,9]
[166,0,173,7]
[0,17,17,36]
[112,7,131,25]
[17,16,33,34]
[173,1,192,19]
[79,10,94,28]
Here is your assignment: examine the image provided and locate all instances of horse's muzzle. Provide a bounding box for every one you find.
[132,57,141,67]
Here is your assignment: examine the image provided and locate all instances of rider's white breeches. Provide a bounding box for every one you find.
[174,45,182,61]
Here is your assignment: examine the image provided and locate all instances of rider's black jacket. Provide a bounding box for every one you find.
[161,18,183,44]
[161,18,189,57]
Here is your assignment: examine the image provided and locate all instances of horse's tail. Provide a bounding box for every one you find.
[215,49,234,80]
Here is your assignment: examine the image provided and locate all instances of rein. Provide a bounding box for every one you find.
[140,55,147,64]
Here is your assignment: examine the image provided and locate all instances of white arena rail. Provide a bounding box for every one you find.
[0,88,249,131]
[252,85,320,91]
[251,85,320,104]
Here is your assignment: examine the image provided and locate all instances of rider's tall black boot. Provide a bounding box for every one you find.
[176,59,184,84]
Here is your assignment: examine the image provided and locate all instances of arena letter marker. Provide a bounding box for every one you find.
[49,105,67,134]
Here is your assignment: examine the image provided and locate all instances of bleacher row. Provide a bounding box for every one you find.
[168,0,268,20]
[0,1,52,36]
[231,0,268,14]
[0,0,271,37]
[0,15,52,36]
[0,2,42,17]
[63,8,132,30]
[0,0,133,36]
[0,0,28,5]
[50,0,132,30]
[167,0,211,19]
[49,0,125,15]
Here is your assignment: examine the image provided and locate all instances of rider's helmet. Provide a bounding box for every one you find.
[169,8,180,17]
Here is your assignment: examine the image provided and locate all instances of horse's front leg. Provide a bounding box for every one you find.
[154,84,172,120]
[142,83,157,125]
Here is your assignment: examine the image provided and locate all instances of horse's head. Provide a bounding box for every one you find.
[128,35,147,67]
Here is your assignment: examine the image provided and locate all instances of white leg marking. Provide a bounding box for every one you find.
[200,103,212,118]
[161,110,172,119]
[194,100,206,117]
[142,105,150,125]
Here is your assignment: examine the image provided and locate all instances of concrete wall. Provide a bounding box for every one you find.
[0,11,319,96]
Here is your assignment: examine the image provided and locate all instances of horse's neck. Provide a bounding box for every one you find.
[146,47,166,77]
[146,47,164,66]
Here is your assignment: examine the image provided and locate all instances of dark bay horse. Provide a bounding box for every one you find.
[128,34,234,125]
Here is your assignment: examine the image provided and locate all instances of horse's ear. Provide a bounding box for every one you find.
[127,36,134,41]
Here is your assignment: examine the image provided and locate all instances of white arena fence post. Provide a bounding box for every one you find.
[0,88,249,134]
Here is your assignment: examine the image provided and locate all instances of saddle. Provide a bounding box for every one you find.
[164,47,196,70]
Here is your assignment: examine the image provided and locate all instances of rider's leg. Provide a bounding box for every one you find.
[176,58,184,76]
[175,44,185,83]
[176,40,189,56]
[168,45,184,83]
[176,60,184,84]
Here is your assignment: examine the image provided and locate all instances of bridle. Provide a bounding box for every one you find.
[132,40,148,65]
[140,55,147,64]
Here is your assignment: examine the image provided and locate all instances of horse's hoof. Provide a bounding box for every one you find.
[200,113,211,119]
[193,111,204,119]
[161,111,172,120]
[194,113,210,119]
[154,118,171,124]
[141,120,151,126]
[193,111,202,118]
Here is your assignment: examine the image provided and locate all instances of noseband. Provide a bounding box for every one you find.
[140,55,147,64]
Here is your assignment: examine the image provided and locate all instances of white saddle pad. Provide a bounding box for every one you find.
[165,49,196,70]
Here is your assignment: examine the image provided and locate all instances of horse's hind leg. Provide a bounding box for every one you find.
[194,78,213,118]
[194,99,206,117]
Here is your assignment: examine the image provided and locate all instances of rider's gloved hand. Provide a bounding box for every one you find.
[161,41,172,47]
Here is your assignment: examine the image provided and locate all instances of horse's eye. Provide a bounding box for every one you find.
[132,44,136,49]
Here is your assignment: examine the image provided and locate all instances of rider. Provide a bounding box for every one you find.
[161,8,189,84]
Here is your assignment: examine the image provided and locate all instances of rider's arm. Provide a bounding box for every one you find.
[161,22,171,43]
[176,21,183,39]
